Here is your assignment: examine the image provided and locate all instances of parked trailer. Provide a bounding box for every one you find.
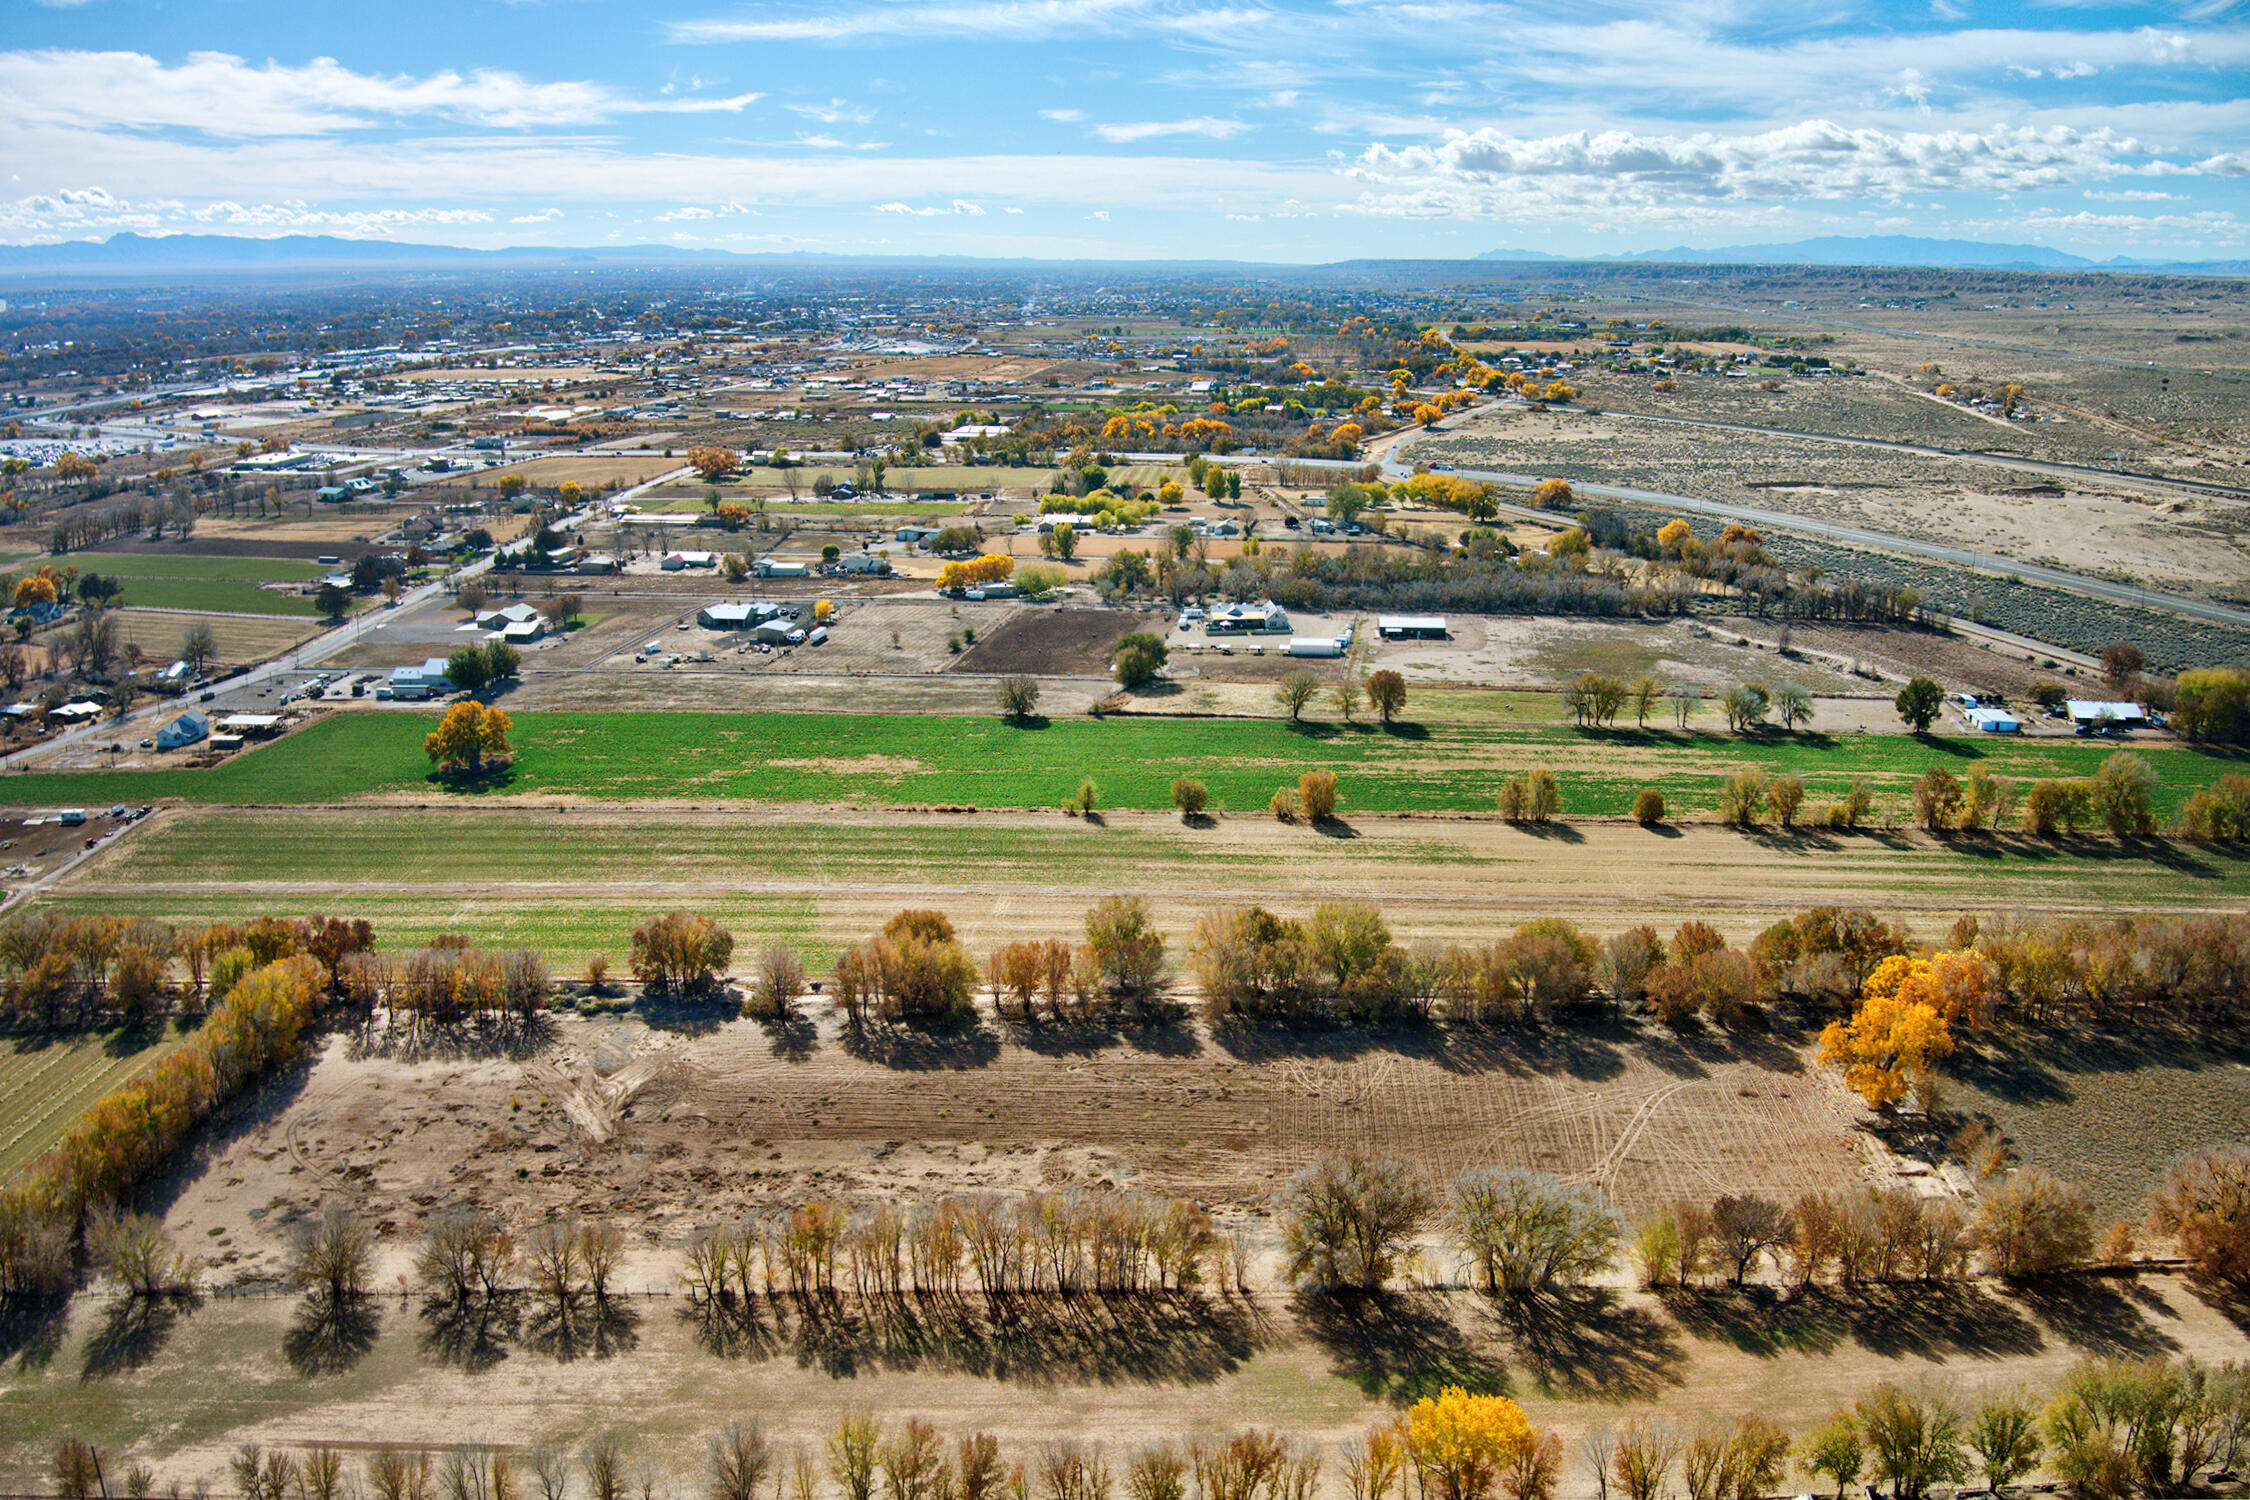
[1287,637,1346,658]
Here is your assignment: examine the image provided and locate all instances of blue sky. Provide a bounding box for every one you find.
[4,0,2246,261]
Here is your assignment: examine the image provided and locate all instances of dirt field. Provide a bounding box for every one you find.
[5,1003,2249,1490]
[952,608,1142,676]
[102,607,322,668]
[154,1010,1872,1284]
[1422,405,2250,600]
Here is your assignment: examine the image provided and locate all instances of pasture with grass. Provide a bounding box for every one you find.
[2,705,2242,821]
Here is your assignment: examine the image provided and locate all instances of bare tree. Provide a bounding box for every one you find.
[290,1206,376,1301]
[710,1423,774,1500]
[753,945,808,1019]
[181,621,219,675]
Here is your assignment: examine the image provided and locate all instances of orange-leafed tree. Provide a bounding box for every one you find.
[425,702,513,773]
[688,445,741,483]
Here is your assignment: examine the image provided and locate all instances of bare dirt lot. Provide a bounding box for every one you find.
[952,607,1142,676]
[1423,404,2250,600]
[5,1004,2248,1490]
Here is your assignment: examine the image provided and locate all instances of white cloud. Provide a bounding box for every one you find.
[1347,120,2150,219]
[873,199,988,215]
[509,207,565,222]
[0,187,494,240]
[669,0,1267,44]
[2200,152,2250,176]
[786,98,877,125]
[1039,108,1086,123]
[0,49,760,138]
[1092,117,1246,142]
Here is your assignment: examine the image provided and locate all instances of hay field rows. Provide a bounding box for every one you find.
[38,805,2249,970]
[0,1029,179,1181]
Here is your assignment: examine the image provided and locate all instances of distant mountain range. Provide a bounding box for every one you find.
[1475,234,2250,274]
[0,230,2242,278]
[0,232,718,274]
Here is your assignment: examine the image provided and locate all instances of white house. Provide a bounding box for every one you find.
[754,559,809,579]
[1207,602,1290,635]
[156,710,209,750]
[477,603,542,630]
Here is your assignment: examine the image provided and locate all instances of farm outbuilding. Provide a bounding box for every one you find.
[1378,615,1450,640]
[2066,699,2146,728]
[1965,707,2022,734]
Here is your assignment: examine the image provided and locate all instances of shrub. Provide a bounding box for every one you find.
[1299,769,1339,822]
[1075,778,1098,815]
[1171,778,1209,818]
[1769,774,1805,829]
[997,675,1040,719]
[1085,895,1166,1001]
[1632,787,1666,825]
[1270,788,1300,822]
[1523,767,1560,822]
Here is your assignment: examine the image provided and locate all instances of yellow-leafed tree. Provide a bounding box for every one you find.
[1406,1387,1533,1500]
[1862,949,1995,1028]
[1819,984,1953,1111]
[425,702,513,773]
[936,554,1015,591]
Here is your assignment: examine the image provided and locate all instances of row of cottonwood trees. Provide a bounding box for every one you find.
[49,1356,2250,1500]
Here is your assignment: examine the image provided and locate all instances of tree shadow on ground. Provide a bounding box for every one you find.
[1948,1026,2250,1110]
[419,1293,519,1373]
[682,1293,788,1362]
[840,1018,1002,1071]
[348,1012,555,1064]
[1006,1017,1128,1059]
[690,1289,1271,1387]
[760,1012,819,1064]
[522,1294,640,1362]
[1515,822,1585,844]
[2180,1275,2250,1338]
[1433,1024,1630,1084]
[143,1048,320,1220]
[283,1291,381,1376]
[79,1291,195,1381]
[0,1294,68,1373]
[1745,826,1843,853]
[423,763,519,795]
[1312,818,1361,840]
[2013,1275,2181,1359]
[633,988,737,1038]
[1485,1287,1685,1400]
[1663,1283,2045,1362]
[1295,1288,1511,1405]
